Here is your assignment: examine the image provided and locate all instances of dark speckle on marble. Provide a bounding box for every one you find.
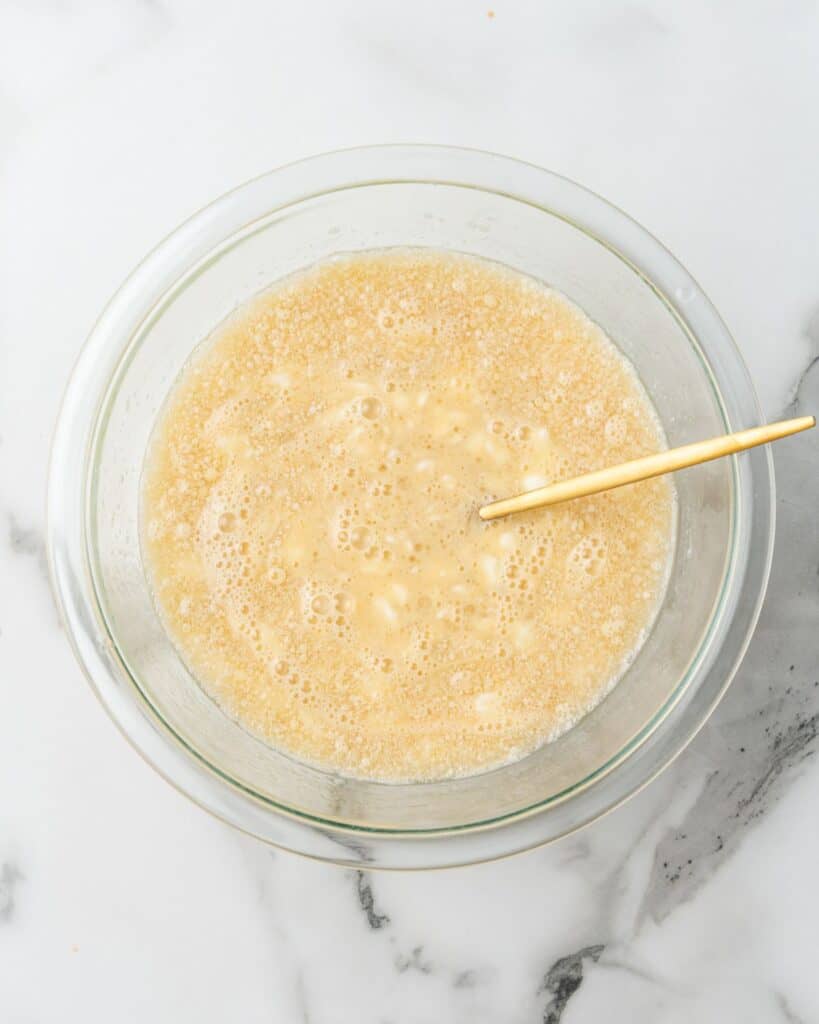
[394,945,433,975]
[0,862,24,923]
[355,871,390,930]
[538,944,604,1024]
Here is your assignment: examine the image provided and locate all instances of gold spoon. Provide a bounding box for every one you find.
[479,415,815,522]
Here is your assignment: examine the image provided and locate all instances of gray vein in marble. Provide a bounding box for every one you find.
[394,945,433,975]
[235,844,315,1021]
[638,356,819,925]
[0,862,24,923]
[452,969,478,989]
[350,872,499,993]
[295,971,312,1024]
[775,990,807,1024]
[354,871,390,930]
[330,829,375,864]
[556,835,592,867]
[597,956,673,990]
[7,512,48,579]
[5,508,64,627]
[785,302,819,414]
[554,784,676,950]
[538,944,605,1024]
[739,713,817,817]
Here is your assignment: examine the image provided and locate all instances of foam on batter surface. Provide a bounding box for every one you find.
[141,249,675,781]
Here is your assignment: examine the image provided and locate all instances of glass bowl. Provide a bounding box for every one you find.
[48,146,774,869]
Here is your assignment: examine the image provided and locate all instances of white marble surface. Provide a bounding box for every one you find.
[2,2,819,1020]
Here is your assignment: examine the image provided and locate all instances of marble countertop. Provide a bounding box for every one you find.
[2,2,818,1021]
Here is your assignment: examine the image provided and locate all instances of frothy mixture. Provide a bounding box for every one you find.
[142,250,674,781]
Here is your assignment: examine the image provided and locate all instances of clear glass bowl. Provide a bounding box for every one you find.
[48,146,774,869]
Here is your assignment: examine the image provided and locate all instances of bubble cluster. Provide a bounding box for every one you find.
[566,533,608,580]
[142,248,675,782]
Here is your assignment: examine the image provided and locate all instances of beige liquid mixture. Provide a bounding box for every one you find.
[142,250,674,781]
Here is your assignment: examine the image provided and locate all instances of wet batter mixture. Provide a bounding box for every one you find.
[142,250,674,780]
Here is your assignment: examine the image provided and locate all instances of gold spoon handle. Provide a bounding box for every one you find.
[478,415,815,522]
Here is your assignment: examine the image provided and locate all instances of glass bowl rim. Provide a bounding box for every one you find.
[47,144,774,868]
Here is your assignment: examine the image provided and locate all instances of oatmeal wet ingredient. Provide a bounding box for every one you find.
[141,249,675,781]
